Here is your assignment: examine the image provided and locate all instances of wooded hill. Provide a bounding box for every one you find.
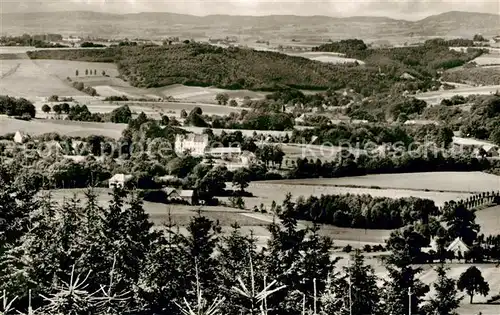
[27,42,480,95]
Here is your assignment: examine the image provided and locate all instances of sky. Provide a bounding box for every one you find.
[1,0,498,20]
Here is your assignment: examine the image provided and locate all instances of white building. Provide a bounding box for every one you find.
[446,237,470,256]
[205,147,242,159]
[109,174,133,189]
[175,134,209,157]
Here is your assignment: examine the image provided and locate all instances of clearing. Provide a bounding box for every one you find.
[416,85,500,105]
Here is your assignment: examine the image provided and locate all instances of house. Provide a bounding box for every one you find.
[205,147,242,159]
[422,237,470,256]
[108,174,134,189]
[446,237,470,256]
[175,134,209,157]
[178,190,196,205]
[474,145,499,158]
[484,145,499,157]
[14,131,29,144]
[163,187,180,201]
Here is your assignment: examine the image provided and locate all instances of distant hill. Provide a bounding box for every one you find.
[1,11,498,41]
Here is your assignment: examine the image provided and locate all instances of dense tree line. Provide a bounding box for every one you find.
[312,39,368,54]
[0,95,36,118]
[80,41,106,48]
[290,150,490,179]
[291,121,454,148]
[292,193,438,229]
[458,94,500,144]
[312,39,483,84]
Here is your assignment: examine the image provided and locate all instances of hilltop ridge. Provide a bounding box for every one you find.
[1,10,498,40]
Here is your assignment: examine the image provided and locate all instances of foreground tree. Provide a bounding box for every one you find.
[457,266,490,304]
[442,201,480,246]
[425,265,462,315]
[337,250,380,315]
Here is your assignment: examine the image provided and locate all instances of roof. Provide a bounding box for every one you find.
[483,145,499,152]
[158,175,178,181]
[109,174,133,182]
[162,187,177,196]
[179,190,194,198]
[206,147,242,154]
[447,237,470,252]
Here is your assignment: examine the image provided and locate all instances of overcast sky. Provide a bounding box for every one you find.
[1,0,498,20]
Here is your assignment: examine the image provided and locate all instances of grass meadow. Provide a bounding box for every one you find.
[0,116,126,139]
[261,172,500,194]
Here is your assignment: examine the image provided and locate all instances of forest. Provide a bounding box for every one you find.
[25,41,474,95]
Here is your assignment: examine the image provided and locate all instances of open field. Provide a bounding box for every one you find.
[416,85,500,105]
[0,116,126,139]
[453,136,496,147]
[261,172,500,194]
[475,205,500,237]
[0,59,86,97]
[32,59,119,79]
[472,54,500,66]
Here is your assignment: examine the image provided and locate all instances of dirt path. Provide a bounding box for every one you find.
[0,62,20,79]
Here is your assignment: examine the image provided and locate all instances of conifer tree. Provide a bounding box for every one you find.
[138,210,184,313]
[296,224,336,312]
[264,193,306,313]
[217,223,262,314]
[382,263,429,315]
[176,213,222,304]
[335,250,380,315]
[101,189,155,298]
[425,265,462,315]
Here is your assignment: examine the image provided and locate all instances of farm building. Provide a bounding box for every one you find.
[14,131,29,144]
[109,174,134,189]
[175,134,209,157]
[205,147,242,159]
[178,190,196,205]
